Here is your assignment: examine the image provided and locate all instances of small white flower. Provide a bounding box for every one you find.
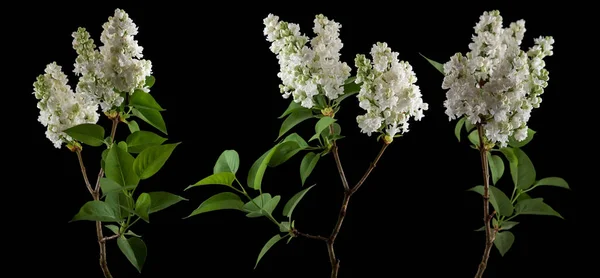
[263,14,351,109]
[442,10,554,147]
[33,63,99,148]
[354,42,428,138]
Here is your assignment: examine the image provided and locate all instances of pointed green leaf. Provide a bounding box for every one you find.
[532,177,569,190]
[128,120,140,133]
[117,141,128,152]
[106,191,131,220]
[279,221,291,233]
[512,148,536,190]
[468,129,480,147]
[117,236,147,273]
[186,172,236,190]
[517,192,531,202]
[130,89,165,111]
[132,107,167,135]
[300,152,320,186]
[186,192,244,218]
[101,149,109,170]
[213,150,240,174]
[488,154,505,185]
[465,120,476,133]
[310,117,336,141]
[494,231,515,257]
[247,147,277,190]
[133,143,180,180]
[278,109,313,140]
[468,185,513,216]
[283,184,316,218]
[63,123,105,147]
[278,101,304,119]
[100,178,122,196]
[269,141,304,167]
[105,224,120,235]
[145,76,155,88]
[147,191,187,213]
[282,133,309,148]
[126,131,167,153]
[242,193,272,218]
[255,234,283,269]
[515,198,563,219]
[508,128,536,148]
[105,144,139,187]
[420,53,445,75]
[71,201,121,222]
[263,195,281,215]
[499,148,518,186]
[499,221,519,231]
[454,117,466,142]
[135,193,151,223]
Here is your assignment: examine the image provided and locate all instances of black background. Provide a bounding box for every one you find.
[12,1,594,278]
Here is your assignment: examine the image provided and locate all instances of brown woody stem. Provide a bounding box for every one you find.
[474,123,497,278]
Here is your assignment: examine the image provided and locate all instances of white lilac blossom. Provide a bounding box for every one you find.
[354,42,428,141]
[442,10,554,147]
[263,14,351,109]
[99,9,152,96]
[33,63,100,148]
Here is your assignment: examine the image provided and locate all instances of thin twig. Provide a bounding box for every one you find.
[100,234,120,243]
[474,123,496,278]
[76,149,94,195]
[330,125,350,191]
[351,144,388,194]
[292,229,328,241]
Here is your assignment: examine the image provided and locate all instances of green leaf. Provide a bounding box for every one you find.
[532,177,569,190]
[126,131,167,153]
[336,79,361,104]
[269,141,304,167]
[125,230,142,237]
[147,191,187,213]
[494,231,515,257]
[283,184,316,218]
[63,123,105,147]
[135,193,151,223]
[517,192,531,202]
[468,185,513,216]
[465,120,476,133]
[133,143,180,180]
[309,117,336,142]
[279,221,291,233]
[468,129,480,147]
[419,53,445,75]
[499,221,519,231]
[71,201,121,222]
[508,128,536,148]
[300,152,320,186]
[515,198,563,219]
[282,133,309,149]
[118,141,128,152]
[278,109,313,140]
[186,172,236,190]
[105,224,120,235]
[117,236,147,273]
[263,195,281,215]
[499,148,518,185]
[454,117,466,142]
[128,120,140,133]
[106,191,131,220]
[242,193,272,218]
[101,149,108,170]
[278,101,304,119]
[512,148,536,190]
[132,107,167,135]
[100,178,122,196]
[185,192,244,218]
[247,147,277,190]
[145,76,155,88]
[315,95,327,108]
[105,144,139,187]
[488,154,505,185]
[130,89,165,111]
[213,150,240,174]
[255,234,283,269]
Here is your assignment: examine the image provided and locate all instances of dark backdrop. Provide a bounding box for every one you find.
[13,1,593,278]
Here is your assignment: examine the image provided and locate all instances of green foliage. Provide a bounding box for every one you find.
[283,185,316,219]
[117,236,147,273]
[128,120,140,133]
[135,193,151,222]
[243,193,281,218]
[468,129,480,147]
[129,90,165,111]
[278,101,304,119]
[468,185,513,216]
[300,152,320,186]
[126,131,167,153]
[507,128,536,148]
[186,192,244,218]
[105,144,139,187]
[247,147,277,190]
[454,117,466,142]
[494,231,515,257]
[145,76,155,88]
[214,150,240,174]
[147,191,187,214]
[310,117,336,142]
[71,200,121,222]
[133,143,180,180]
[515,198,563,219]
[419,53,445,75]
[532,177,569,190]
[63,123,106,147]
[255,234,284,269]
[269,138,306,167]
[488,153,505,185]
[187,172,237,190]
[278,109,313,140]
[132,108,167,135]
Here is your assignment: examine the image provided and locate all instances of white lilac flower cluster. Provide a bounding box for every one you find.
[354,42,428,140]
[33,9,152,148]
[442,10,554,146]
[263,14,351,109]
